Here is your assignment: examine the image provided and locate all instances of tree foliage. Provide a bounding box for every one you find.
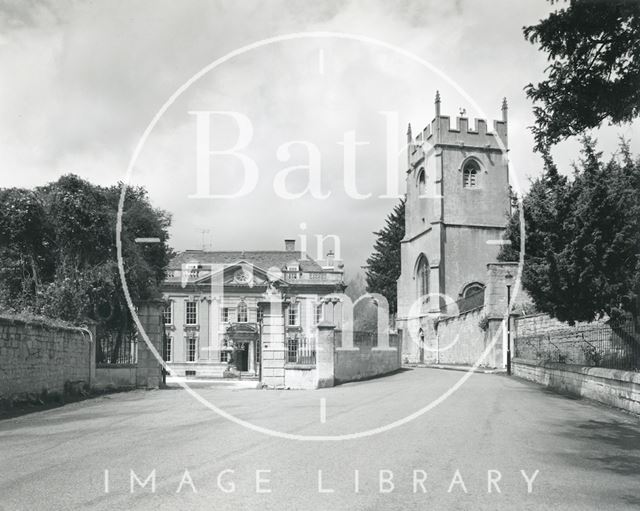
[524,0,640,151]
[365,199,405,315]
[499,138,640,323]
[0,175,173,342]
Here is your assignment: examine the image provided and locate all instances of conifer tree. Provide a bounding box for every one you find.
[365,199,405,315]
[500,138,640,324]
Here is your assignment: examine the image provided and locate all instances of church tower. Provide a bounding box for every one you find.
[396,93,510,363]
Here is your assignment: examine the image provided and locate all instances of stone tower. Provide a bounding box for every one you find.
[396,93,510,363]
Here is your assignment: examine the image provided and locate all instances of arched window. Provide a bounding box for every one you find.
[416,255,429,299]
[237,301,248,323]
[459,282,485,313]
[462,282,485,299]
[417,168,426,195]
[462,159,480,188]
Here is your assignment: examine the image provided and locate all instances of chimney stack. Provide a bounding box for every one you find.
[285,239,296,252]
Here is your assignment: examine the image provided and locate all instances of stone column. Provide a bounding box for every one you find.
[136,300,164,389]
[210,298,221,361]
[248,341,255,374]
[261,299,286,387]
[485,262,519,368]
[84,319,97,388]
[199,298,210,360]
[316,321,336,388]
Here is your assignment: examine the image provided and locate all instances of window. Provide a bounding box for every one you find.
[164,336,173,362]
[288,302,299,326]
[463,283,485,299]
[186,335,197,362]
[416,256,429,299]
[417,168,426,195]
[237,301,248,323]
[185,300,197,325]
[257,306,264,324]
[460,283,485,313]
[221,307,230,323]
[462,160,480,188]
[315,303,323,324]
[163,301,173,325]
[220,351,230,363]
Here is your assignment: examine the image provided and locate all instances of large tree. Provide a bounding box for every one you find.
[524,0,640,151]
[0,175,173,360]
[499,139,640,324]
[365,199,405,315]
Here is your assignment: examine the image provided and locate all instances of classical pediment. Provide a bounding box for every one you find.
[184,260,289,289]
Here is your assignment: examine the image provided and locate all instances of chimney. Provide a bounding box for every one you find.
[285,239,296,252]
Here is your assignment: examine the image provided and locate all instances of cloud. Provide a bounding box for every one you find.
[1,0,638,273]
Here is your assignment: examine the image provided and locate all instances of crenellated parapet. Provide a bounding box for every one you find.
[408,93,508,169]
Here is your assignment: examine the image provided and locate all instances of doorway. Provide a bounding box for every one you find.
[235,343,249,371]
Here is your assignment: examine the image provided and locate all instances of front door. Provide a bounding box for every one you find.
[235,343,249,371]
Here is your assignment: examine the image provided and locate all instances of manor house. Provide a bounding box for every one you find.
[161,240,345,378]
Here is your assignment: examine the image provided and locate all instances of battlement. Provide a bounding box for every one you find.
[409,94,508,165]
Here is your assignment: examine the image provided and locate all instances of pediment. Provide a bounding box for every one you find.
[187,260,288,288]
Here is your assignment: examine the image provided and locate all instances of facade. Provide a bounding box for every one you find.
[396,93,511,364]
[161,240,345,378]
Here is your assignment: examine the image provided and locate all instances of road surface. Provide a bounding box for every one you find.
[1,368,639,510]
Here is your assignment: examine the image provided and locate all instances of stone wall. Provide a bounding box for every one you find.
[333,344,401,384]
[434,307,504,367]
[281,324,401,389]
[0,315,92,403]
[514,313,606,337]
[513,358,640,415]
[284,365,317,389]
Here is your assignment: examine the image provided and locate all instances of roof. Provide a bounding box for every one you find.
[168,250,325,272]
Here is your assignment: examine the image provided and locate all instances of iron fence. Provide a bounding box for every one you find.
[287,335,316,365]
[514,319,639,371]
[96,330,138,365]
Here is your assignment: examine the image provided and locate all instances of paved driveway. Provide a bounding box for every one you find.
[1,368,639,510]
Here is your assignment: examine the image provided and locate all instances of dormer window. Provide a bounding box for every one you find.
[462,160,480,188]
[286,262,300,272]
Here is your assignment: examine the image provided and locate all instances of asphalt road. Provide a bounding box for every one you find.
[1,368,639,510]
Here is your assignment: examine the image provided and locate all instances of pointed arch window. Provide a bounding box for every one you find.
[462,159,480,188]
[416,255,429,300]
[417,168,426,195]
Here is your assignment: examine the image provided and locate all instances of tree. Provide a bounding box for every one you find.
[499,138,640,324]
[524,0,640,151]
[345,271,378,331]
[365,199,405,315]
[0,175,173,360]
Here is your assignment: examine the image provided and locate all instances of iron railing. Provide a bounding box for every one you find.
[96,330,138,365]
[514,319,639,371]
[287,335,316,365]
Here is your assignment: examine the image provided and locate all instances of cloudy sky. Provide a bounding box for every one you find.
[2,0,639,275]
